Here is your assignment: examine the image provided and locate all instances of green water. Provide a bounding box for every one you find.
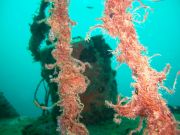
[0,0,180,118]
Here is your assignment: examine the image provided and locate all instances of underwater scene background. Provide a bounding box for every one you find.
[0,0,180,135]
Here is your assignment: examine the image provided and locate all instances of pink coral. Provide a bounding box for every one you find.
[48,0,89,134]
[99,0,180,134]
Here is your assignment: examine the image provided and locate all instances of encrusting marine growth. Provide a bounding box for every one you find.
[43,0,180,135]
[46,0,89,134]
[92,0,179,135]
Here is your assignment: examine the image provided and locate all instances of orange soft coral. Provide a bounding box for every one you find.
[100,0,180,134]
[47,0,89,134]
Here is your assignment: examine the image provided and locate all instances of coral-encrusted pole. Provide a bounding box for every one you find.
[47,0,89,134]
[99,0,180,135]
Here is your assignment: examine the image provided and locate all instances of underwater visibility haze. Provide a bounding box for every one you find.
[0,0,180,135]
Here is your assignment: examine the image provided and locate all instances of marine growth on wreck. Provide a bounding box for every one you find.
[27,0,180,135]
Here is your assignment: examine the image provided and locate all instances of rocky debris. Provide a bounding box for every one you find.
[0,92,19,119]
[22,116,57,135]
[0,116,35,135]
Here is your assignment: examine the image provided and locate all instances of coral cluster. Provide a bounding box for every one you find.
[0,92,19,118]
[99,0,179,134]
[31,0,180,134]
[47,0,89,134]
[29,0,118,131]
